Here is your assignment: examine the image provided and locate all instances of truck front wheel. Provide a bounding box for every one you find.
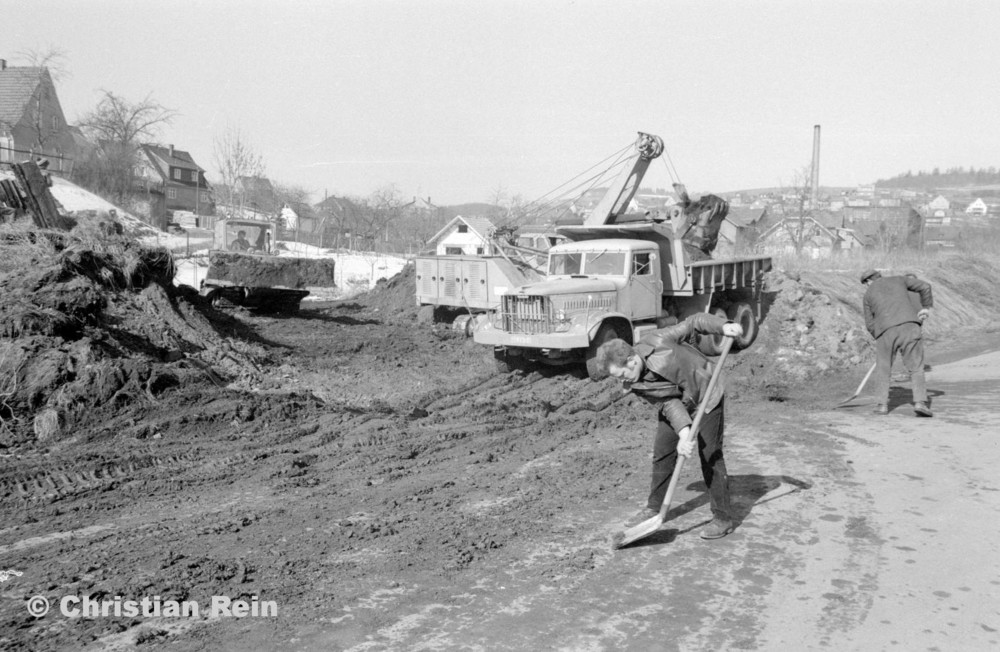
[585,323,622,380]
[727,301,758,349]
[494,348,522,374]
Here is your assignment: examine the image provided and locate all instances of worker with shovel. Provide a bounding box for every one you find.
[597,313,743,541]
[861,269,933,417]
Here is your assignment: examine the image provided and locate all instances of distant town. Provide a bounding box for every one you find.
[2,56,996,259]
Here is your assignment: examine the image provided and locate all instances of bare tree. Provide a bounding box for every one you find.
[777,164,815,255]
[16,46,70,82]
[364,184,405,249]
[488,184,532,227]
[76,90,176,200]
[79,90,176,146]
[273,181,311,207]
[213,126,265,215]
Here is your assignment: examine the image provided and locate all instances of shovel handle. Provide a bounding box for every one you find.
[656,335,734,520]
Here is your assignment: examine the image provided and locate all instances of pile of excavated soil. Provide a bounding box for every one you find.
[0,229,267,446]
[726,252,1000,399]
[344,261,420,322]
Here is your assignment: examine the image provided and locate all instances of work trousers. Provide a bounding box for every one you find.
[648,397,733,523]
[874,322,927,405]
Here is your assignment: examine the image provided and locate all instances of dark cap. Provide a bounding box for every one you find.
[860,269,881,284]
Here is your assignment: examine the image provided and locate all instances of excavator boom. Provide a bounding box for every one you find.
[583,132,664,226]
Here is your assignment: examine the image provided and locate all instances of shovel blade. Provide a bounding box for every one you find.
[614,515,665,549]
[834,393,861,408]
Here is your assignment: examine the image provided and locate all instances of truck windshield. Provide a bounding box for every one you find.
[226,224,270,253]
[549,251,626,276]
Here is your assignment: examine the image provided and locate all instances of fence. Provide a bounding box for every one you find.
[0,147,74,175]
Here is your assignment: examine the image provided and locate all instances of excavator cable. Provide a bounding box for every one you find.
[659,144,682,186]
[507,140,635,226]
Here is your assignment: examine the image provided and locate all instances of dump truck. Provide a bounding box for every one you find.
[200,218,337,313]
[413,227,565,334]
[473,132,773,378]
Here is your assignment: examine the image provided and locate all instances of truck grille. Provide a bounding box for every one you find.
[500,295,551,334]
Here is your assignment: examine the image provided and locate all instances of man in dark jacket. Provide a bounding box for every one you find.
[596,313,743,539]
[861,269,933,417]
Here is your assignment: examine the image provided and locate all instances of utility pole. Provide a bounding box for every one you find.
[810,125,821,210]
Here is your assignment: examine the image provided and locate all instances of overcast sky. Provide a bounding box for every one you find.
[5,0,998,205]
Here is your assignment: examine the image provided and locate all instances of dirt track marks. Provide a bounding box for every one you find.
[0,450,254,503]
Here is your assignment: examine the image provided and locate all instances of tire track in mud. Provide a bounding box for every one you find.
[0,449,256,503]
[311,370,624,475]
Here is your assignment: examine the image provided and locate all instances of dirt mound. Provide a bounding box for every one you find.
[727,252,1000,398]
[350,261,419,321]
[0,230,267,446]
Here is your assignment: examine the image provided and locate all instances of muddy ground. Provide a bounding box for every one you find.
[1,246,999,650]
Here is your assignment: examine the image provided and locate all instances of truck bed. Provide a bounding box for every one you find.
[686,255,772,294]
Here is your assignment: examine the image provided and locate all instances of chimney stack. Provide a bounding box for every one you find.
[168,144,175,158]
[1,60,7,71]
[810,125,821,208]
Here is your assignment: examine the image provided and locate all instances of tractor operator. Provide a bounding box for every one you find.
[230,230,251,252]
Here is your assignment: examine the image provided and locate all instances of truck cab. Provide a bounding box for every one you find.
[545,239,663,322]
[213,218,275,254]
[475,237,674,377]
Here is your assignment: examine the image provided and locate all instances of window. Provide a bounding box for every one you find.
[476,247,484,254]
[585,251,626,276]
[51,116,58,130]
[457,224,468,233]
[445,247,463,255]
[549,253,582,275]
[167,188,177,199]
[172,169,181,180]
[633,253,652,276]
[201,192,210,203]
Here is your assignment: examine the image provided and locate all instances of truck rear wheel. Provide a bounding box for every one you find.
[727,301,758,349]
[586,323,621,380]
[697,307,730,356]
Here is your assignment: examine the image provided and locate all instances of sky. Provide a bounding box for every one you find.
[5,0,999,206]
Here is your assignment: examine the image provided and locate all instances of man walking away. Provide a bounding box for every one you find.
[860,269,933,417]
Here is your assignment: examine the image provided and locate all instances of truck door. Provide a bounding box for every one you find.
[441,258,461,304]
[463,258,488,309]
[415,257,439,302]
[627,251,662,320]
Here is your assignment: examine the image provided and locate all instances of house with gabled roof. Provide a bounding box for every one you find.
[236,176,278,215]
[0,59,77,172]
[715,206,767,256]
[427,215,499,256]
[280,201,325,244]
[757,214,841,258]
[926,195,950,217]
[965,198,988,216]
[136,144,214,225]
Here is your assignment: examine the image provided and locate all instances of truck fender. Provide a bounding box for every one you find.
[586,313,633,345]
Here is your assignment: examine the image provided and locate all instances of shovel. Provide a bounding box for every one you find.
[834,361,876,408]
[615,335,734,549]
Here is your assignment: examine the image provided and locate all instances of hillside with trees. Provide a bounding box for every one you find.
[876,167,1000,191]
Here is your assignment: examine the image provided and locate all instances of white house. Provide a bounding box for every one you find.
[427,215,499,256]
[927,195,950,218]
[965,198,988,216]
